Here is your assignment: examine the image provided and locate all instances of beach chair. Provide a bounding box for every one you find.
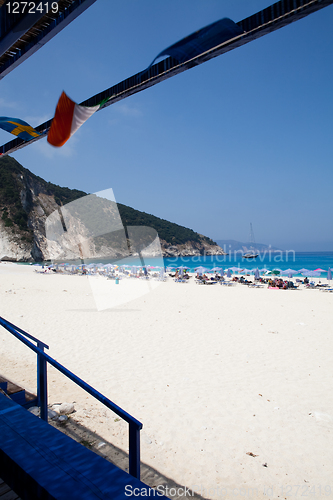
[287,281,299,290]
[305,281,316,289]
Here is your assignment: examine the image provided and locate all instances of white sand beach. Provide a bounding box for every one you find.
[1,262,332,499]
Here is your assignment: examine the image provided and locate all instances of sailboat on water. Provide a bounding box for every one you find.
[242,223,259,259]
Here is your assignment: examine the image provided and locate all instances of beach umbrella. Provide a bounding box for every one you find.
[209,267,224,276]
[281,269,297,278]
[314,268,326,272]
[226,269,232,278]
[285,270,296,278]
[176,265,188,277]
[305,271,321,277]
[230,267,244,273]
[195,266,209,274]
[254,268,260,280]
[327,268,332,281]
[260,268,269,273]
[298,268,310,274]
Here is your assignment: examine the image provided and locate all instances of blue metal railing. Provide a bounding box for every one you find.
[0,316,142,479]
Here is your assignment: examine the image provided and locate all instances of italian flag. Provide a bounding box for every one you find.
[47,92,99,147]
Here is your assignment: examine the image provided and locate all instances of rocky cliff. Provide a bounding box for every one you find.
[0,156,225,262]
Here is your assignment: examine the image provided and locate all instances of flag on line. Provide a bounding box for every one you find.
[0,117,41,141]
[47,91,100,147]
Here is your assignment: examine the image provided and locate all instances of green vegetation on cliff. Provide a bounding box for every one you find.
[0,156,85,232]
[0,156,217,247]
[117,203,215,246]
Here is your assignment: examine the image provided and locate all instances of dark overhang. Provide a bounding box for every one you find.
[0,0,97,80]
[1,0,333,156]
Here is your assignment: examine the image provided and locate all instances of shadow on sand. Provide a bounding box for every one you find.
[49,415,208,500]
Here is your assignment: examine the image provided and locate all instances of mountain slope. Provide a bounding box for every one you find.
[0,156,224,261]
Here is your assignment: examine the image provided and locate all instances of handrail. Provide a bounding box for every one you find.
[0,316,142,479]
[1,317,49,350]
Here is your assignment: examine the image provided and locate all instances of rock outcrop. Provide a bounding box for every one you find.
[0,156,226,261]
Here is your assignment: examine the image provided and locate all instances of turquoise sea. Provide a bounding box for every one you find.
[163,251,333,274]
[30,251,333,275]
[63,251,332,274]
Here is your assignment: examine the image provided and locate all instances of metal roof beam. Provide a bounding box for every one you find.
[1,0,332,156]
[0,0,97,80]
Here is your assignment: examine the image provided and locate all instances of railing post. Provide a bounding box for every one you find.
[37,342,48,422]
[129,423,140,479]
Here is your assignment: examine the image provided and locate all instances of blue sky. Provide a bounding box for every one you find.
[0,0,332,251]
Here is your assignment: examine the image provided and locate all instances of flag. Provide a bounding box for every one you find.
[0,117,41,141]
[47,91,99,147]
[149,18,243,66]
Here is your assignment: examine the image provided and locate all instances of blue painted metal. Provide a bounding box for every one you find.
[0,393,167,499]
[0,382,8,392]
[129,423,141,479]
[1,317,49,349]
[9,390,26,406]
[0,316,143,479]
[1,317,49,419]
[37,342,48,422]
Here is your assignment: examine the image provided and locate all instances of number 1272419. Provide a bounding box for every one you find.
[6,2,59,15]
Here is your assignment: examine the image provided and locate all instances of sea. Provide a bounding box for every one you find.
[31,251,333,276]
[163,251,333,274]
